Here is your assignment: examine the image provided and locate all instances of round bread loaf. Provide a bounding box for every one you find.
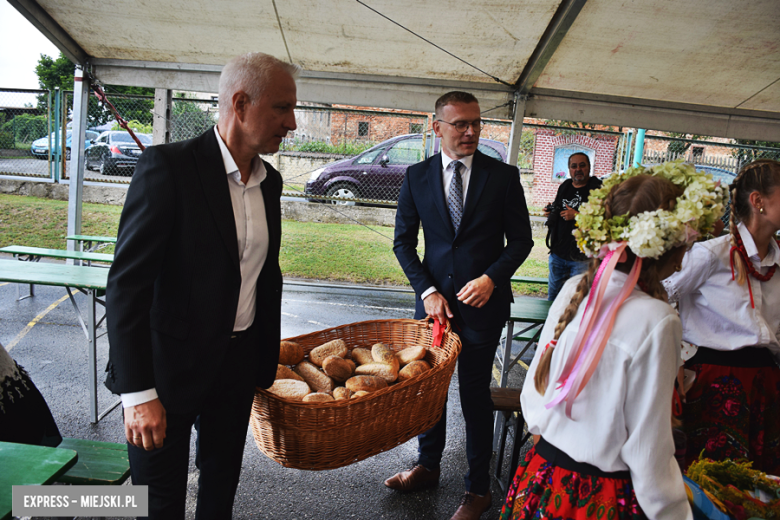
[396,346,427,366]
[266,379,310,401]
[279,341,305,365]
[310,339,348,366]
[350,347,374,366]
[294,360,335,393]
[355,362,398,383]
[346,375,388,393]
[302,392,335,403]
[276,364,304,382]
[398,360,432,382]
[322,355,354,383]
[333,387,352,400]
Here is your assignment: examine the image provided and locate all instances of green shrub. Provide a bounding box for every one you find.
[0,114,48,144]
[111,120,153,134]
[281,139,375,156]
[0,131,15,149]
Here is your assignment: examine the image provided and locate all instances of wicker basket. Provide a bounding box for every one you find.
[250,318,461,470]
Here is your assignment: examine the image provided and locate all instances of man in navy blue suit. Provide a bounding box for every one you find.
[387,91,533,520]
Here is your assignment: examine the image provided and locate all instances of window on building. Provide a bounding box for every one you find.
[692,146,704,161]
[358,122,369,137]
[409,123,423,134]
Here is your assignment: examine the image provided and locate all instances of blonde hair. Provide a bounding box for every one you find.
[534,175,685,394]
[729,159,780,285]
[218,52,301,119]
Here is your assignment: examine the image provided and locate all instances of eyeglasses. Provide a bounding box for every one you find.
[437,119,482,133]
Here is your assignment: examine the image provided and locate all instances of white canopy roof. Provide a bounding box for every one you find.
[10,0,780,141]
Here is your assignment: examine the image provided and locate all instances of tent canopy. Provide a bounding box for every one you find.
[10,0,780,141]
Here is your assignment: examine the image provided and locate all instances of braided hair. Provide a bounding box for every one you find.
[534,174,685,394]
[729,159,780,286]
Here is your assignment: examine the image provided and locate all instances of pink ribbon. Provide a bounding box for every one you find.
[545,242,642,417]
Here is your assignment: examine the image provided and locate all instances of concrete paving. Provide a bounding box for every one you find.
[1,263,534,520]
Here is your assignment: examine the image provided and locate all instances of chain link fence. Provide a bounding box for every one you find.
[2,86,780,207]
[642,134,780,181]
[0,89,53,179]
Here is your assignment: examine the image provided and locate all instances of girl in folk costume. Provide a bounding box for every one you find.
[664,159,780,475]
[500,161,728,520]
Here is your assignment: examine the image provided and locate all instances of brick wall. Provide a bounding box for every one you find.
[531,130,619,206]
[330,106,428,144]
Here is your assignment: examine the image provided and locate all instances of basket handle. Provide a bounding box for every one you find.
[423,316,451,347]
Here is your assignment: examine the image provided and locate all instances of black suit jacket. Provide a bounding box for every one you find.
[394,151,534,331]
[105,128,283,413]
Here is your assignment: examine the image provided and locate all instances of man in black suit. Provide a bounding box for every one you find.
[387,91,533,520]
[105,52,299,519]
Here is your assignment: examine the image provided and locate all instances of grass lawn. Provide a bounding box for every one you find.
[0,193,549,297]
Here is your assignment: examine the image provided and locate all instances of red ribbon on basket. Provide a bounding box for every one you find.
[432,318,445,348]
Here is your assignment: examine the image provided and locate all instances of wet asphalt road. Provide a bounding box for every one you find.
[0,261,533,520]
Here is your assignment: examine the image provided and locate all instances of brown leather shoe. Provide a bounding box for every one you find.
[449,491,492,520]
[384,464,440,491]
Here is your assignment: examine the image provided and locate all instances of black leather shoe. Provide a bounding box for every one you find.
[384,464,440,491]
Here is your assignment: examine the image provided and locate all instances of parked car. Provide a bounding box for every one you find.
[30,130,100,160]
[85,131,152,176]
[645,162,736,225]
[304,134,507,205]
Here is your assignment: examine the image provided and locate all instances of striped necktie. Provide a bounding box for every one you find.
[447,161,464,231]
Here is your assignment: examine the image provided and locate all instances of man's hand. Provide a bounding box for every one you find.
[560,204,578,222]
[457,275,495,308]
[125,398,167,451]
[423,291,453,325]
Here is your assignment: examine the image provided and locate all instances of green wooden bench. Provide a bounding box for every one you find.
[0,441,78,520]
[1,245,112,300]
[0,245,114,265]
[510,276,548,285]
[55,438,130,485]
[66,234,117,253]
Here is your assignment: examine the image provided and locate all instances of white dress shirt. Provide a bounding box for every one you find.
[421,152,474,301]
[121,127,270,408]
[522,272,692,520]
[663,222,780,361]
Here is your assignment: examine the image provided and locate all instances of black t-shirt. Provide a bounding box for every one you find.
[548,176,602,261]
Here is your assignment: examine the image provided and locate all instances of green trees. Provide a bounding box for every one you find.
[35,52,154,128]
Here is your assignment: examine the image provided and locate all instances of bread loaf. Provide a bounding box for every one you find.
[355,362,398,383]
[276,364,304,382]
[398,360,432,382]
[345,375,388,393]
[351,390,370,398]
[266,379,310,401]
[310,339,348,366]
[302,392,335,403]
[396,346,427,366]
[333,387,352,400]
[294,360,335,393]
[372,343,400,372]
[279,341,305,365]
[350,347,374,366]
[322,355,354,383]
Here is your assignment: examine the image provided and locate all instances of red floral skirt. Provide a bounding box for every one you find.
[499,445,645,520]
[683,347,780,474]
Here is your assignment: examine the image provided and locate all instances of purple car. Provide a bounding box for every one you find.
[304,134,507,205]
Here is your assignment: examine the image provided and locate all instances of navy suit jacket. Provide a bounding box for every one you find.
[105,128,283,413]
[394,150,534,331]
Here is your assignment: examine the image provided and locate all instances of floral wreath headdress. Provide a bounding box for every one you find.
[573,159,729,259]
[544,160,728,418]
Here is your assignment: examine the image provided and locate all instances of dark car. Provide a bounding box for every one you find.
[304,134,507,205]
[85,131,152,176]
